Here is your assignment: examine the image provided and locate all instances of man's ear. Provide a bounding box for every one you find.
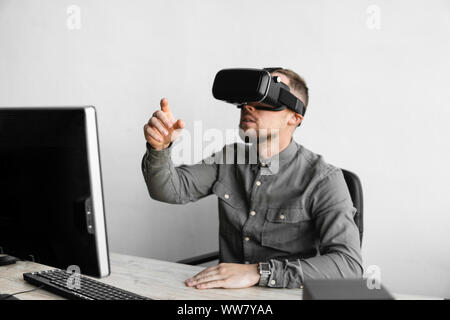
[288,112,303,127]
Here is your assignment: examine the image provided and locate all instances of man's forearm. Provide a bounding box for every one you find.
[141,142,218,204]
[141,142,183,203]
[265,251,364,288]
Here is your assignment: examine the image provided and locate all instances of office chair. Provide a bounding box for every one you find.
[177,168,363,266]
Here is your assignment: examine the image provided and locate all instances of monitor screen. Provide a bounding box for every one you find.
[0,107,110,277]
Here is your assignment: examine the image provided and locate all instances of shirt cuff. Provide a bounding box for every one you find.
[265,259,304,289]
[264,259,283,288]
[145,142,173,165]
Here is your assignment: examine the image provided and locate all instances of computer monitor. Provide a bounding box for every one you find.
[0,106,110,277]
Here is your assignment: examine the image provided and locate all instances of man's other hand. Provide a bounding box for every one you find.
[185,263,261,289]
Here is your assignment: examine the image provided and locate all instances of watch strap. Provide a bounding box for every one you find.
[258,262,271,286]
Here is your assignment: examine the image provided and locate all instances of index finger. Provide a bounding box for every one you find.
[160,98,171,113]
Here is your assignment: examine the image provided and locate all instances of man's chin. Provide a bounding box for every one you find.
[238,127,258,143]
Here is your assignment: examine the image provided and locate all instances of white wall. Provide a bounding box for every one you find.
[1,0,449,298]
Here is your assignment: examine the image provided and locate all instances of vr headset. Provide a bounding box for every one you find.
[212,67,306,116]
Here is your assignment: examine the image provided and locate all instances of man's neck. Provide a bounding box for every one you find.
[257,133,292,161]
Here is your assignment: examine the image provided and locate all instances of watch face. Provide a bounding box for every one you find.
[259,263,270,273]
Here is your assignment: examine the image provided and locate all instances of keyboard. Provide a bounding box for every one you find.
[23,269,152,300]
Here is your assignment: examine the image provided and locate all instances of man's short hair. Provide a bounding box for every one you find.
[271,68,309,110]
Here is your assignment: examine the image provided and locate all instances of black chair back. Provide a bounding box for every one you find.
[341,169,364,245]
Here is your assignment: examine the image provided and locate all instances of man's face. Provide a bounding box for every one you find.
[238,73,302,142]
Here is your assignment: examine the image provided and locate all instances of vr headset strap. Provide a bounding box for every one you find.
[278,88,306,116]
[263,67,306,116]
[263,67,283,73]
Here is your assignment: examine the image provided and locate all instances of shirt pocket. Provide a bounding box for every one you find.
[261,207,312,253]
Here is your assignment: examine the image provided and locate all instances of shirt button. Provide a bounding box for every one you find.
[270,280,276,285]
[244,236,250,242]
[224,194,229,199]
[255,181,261,186]
[250,210,256,216]
[280,214,285,220]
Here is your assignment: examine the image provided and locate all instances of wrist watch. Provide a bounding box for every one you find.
[258,262,271,286]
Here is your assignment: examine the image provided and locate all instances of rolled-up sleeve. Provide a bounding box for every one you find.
[265,168,363,288]
[141,142,218,204]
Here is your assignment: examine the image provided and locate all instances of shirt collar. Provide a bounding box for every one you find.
[250,138,298,174]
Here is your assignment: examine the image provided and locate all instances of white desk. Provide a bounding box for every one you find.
[0,253,302,300]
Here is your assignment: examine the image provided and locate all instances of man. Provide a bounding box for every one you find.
[141,68,363,289]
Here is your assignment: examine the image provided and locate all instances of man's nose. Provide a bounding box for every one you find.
[242,104,256,113]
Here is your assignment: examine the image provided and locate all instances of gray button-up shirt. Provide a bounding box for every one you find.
[141,138,363,288]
